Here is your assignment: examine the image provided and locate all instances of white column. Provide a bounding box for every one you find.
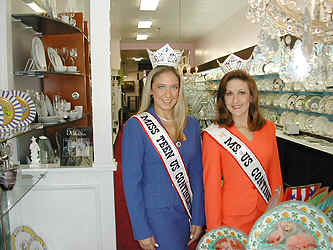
[90,0,115,169]
[0,0,14,90]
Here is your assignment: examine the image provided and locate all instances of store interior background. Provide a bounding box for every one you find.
[3,0,332,249]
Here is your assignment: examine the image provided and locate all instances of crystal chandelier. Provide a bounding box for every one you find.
[247,0,333,86]
[247,0,333,43]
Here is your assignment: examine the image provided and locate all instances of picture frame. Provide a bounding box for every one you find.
[59,127,93,166]
[121,80,135,93]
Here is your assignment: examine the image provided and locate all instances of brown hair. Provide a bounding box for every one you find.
[215,69,266,131]
[138,66,187,140]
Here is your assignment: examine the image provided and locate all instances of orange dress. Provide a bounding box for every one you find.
[202,121,284,234]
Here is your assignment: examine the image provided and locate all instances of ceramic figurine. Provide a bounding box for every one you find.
[30,136,40,167]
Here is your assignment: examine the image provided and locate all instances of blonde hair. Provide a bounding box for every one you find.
[138,66,187,141]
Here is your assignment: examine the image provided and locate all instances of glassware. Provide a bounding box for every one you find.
[69,48,78,66]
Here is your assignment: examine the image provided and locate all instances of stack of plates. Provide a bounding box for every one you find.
[47,47,65,72]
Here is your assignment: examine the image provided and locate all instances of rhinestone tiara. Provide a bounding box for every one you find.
[147,44,183,69]
[217,54,250,74]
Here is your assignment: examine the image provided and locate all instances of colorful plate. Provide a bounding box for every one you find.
[247,206,330,250]
[273,200,333,248]
[0,90,23,131]
[27,235,47,250]
[196,226,247,250]
[11,225,36,250]
[11,90,36,127]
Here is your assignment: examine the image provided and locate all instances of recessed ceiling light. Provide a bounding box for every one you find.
[138,20,152,29]
[26,1,46,13]
[139,0,160,11]
[136,34,149,40]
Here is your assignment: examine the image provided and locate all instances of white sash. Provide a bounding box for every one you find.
[204,124,272,203]
[133,112,193,218]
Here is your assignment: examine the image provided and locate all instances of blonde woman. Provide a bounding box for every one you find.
[122,65,205,250]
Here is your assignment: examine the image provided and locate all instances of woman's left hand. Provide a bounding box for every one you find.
[187,225,203,246]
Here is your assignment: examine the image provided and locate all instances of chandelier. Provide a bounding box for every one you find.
[247,0,333,43]
[247,0,333,86]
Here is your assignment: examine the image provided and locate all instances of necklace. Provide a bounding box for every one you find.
[156,114,175,122]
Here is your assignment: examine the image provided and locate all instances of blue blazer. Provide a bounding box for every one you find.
[121,107,205,240]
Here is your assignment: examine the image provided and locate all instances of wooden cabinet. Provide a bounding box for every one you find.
[12,13,92,140]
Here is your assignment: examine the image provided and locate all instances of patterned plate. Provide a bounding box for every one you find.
[196,226,247,250]
[11,90,36,126]
[0,104,4,127]
[273,200,333,248]
[11,225,36,250]
[0,90,23,131]
[27,235,47,250]
[247,206,330,250]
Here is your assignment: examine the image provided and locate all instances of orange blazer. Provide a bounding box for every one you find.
[202,121,284,233]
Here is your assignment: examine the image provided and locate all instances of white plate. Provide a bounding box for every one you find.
[47,48,64,71]
[32,37,47,71]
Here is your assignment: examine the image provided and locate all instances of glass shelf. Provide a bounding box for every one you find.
[259,90,333,96]
[260,104,333,121]
[252,73,280,79]
[15,70,84,78]
[0,117,84,143]
[12,14,82,35]
[0,170,47,218]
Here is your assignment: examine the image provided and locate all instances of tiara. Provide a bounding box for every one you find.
[147,44,183,69]
[217,54,250,74]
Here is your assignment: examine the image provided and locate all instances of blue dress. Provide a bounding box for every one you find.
[121,106,205,250]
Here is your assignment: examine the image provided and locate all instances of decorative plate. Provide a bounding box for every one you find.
[27,235,47,250]
[11,90,36,127]
[11,225,36,250]
[0,104,4,127]
[273,200,333,248]
[247,206,330,250]
[196,226,247,250]
[0,90,23,131]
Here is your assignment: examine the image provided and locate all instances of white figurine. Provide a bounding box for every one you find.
[30,136,40,167]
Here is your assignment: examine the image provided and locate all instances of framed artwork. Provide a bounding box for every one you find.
[59,127,93,166]
[121,80,135,93]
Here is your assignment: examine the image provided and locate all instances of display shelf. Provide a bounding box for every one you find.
[15,70,84,78]
[276,129,333,155]
[0,117,84,143]
[259,90,333,96]
[12,14,82,35]
[0,170,47,218]
[260,105,333,121]
[252,73,279,79]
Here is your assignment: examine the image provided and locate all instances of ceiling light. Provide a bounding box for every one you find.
[136,34,149,40]
[138,20,152,29]
[139,0,160,11]
[25,1,46,13]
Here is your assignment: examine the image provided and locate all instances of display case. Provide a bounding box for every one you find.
[0,170,47,250]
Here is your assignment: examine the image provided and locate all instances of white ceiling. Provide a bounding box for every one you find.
[110,0,248,42]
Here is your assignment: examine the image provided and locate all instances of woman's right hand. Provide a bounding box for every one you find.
[138,236,159,250]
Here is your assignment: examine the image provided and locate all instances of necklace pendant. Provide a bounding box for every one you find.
[176,141,181,147]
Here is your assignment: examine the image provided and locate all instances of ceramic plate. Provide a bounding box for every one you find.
[197,226,247,250]
[273,200,333,247]
[0,90,23,131]
[11,225,36,250]
[247,206,330,250]
[0,104,4,127]
[27,235,47,250]
[32,37,47,71]
[11,90,36,127]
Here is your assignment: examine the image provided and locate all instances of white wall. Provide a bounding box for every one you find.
[194,6,260,65]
